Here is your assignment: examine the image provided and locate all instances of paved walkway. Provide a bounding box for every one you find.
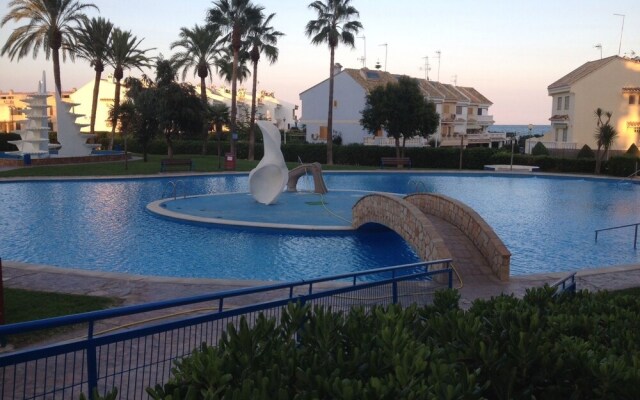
[3,260,640,312]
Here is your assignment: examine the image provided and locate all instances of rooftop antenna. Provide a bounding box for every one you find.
[614,13,625,56]
[379,43,388,71]
[452,74,458,86]
[594,43,602,59]
[420,56,431,80]
[435,50,441,82]
[357,35,366,68]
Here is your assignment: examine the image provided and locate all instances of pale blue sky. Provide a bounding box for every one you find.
[1,0,639,124]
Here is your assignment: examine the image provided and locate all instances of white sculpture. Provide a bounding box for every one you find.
[248,120,288,205]
[55,92,100,156]
[7,72,51,157]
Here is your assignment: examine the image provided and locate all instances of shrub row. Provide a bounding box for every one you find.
[98,136,640,176]
[146,288,640,399]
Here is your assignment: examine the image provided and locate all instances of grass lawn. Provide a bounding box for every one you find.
[0,153,375,178]
[2,288,120,347]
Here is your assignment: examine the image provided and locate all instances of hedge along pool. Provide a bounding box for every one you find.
[0,172,638,281]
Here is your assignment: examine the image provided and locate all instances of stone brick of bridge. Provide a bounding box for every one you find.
[352,193,452,267]
[405,193,511,281]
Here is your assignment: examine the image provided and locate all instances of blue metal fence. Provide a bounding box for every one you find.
[0,260,453,400]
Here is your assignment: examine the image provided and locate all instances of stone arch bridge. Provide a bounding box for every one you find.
[352,193,511,282]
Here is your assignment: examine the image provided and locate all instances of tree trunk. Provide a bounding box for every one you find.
[249,60,259,161]
[52,49,62,96]
[200,76,209,155]
[230,48,238,157]
[595,145,603,174]
[166,131,174,159]
[109,79,122,151]
[90,66,102,136]
[395,136,401,166]
[326,46,336,165]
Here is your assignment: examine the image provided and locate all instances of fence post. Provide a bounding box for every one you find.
[0,258,4,325]
[392,281,398,304]
[86,321,98,400]
[448,265,453,289]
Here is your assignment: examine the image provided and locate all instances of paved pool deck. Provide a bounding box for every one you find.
[3,260,640,311]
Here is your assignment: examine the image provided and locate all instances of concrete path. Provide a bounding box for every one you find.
[3,260,640,312]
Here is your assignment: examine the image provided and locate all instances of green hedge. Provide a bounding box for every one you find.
[100,136,634,176]
[606,155,640,177]
[147,288,640,399]
[0,133,20,151]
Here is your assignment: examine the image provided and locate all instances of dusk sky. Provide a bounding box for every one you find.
[1,0,639,124]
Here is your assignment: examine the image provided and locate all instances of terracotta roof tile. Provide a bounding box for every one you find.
[548,56,623,90]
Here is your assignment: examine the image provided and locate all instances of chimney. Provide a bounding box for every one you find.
[333,63,343,75]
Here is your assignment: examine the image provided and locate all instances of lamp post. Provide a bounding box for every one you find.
[510,133,515,171]
[459,133,465,170]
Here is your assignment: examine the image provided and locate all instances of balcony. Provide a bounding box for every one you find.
[363,136,428,147]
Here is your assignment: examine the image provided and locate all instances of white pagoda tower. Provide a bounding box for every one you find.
[55,92,100,156]
[7,72,51,157]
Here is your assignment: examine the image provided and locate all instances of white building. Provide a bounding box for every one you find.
[527,55,640,153]
[299,65,500,147]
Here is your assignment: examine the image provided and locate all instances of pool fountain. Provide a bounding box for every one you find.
[55,91,100,156]
[6,72,51,158]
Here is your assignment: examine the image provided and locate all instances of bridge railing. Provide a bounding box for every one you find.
[0,259,453,400]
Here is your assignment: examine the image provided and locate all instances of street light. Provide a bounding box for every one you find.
[510,133,516,171]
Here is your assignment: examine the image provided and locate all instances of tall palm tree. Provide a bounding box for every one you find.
[74,16,113,135]
[306,0,362,165]
[594,108,613,174]
[107,27,153,150]
[170,24,224,155]
[246,12,283,161]
[207,0,263,157]
[1,0,98,95]
[216,47,251,84]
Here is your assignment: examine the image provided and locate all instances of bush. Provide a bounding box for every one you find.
[577,144,595,159]
[0,133,20,151]
[531,141,550,156]
[147,289,640,399]
[626,143,640,157]
[606,155,639,177]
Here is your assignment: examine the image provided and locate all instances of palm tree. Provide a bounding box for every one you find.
[107,27,153,150]
[170,24,224,155]
[306,0,362,165]
[246,12,283,161]
[1,0,98,95]
[594,108,613,174]
[207,0,263,157]
[74,16,113,135]
[209,102,230,169]
[595,123,618,174]
[216,47,251,84]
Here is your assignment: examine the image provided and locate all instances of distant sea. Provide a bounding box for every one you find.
[489,125,551,137]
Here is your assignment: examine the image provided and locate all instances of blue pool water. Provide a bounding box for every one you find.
[0,172,638,280]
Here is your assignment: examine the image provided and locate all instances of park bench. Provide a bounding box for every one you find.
[380,157,412,168]
[160,158,193,172]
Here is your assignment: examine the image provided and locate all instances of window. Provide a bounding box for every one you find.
[555,128,561,141]
[630,95,636,105]
[456,106,462,114]
[444,105,450,113]
[333,100,338,108]
[564,96,570,110]
[477,108,483,116]
[557,97,562,111]
[562,128,568,142]
[319,126,327,139]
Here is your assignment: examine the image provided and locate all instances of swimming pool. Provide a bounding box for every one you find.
[1,172,638,280]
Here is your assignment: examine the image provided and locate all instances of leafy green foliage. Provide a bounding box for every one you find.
[360,76,439,158]
[145,288,640,399]
[531,141,550,156]
[79,388,118,400]
[626,143,640,157]
[577,144,595,159]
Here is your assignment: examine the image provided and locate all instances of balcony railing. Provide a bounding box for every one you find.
[363,136,428,147]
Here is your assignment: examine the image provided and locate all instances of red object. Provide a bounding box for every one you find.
[224,153,236,170]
